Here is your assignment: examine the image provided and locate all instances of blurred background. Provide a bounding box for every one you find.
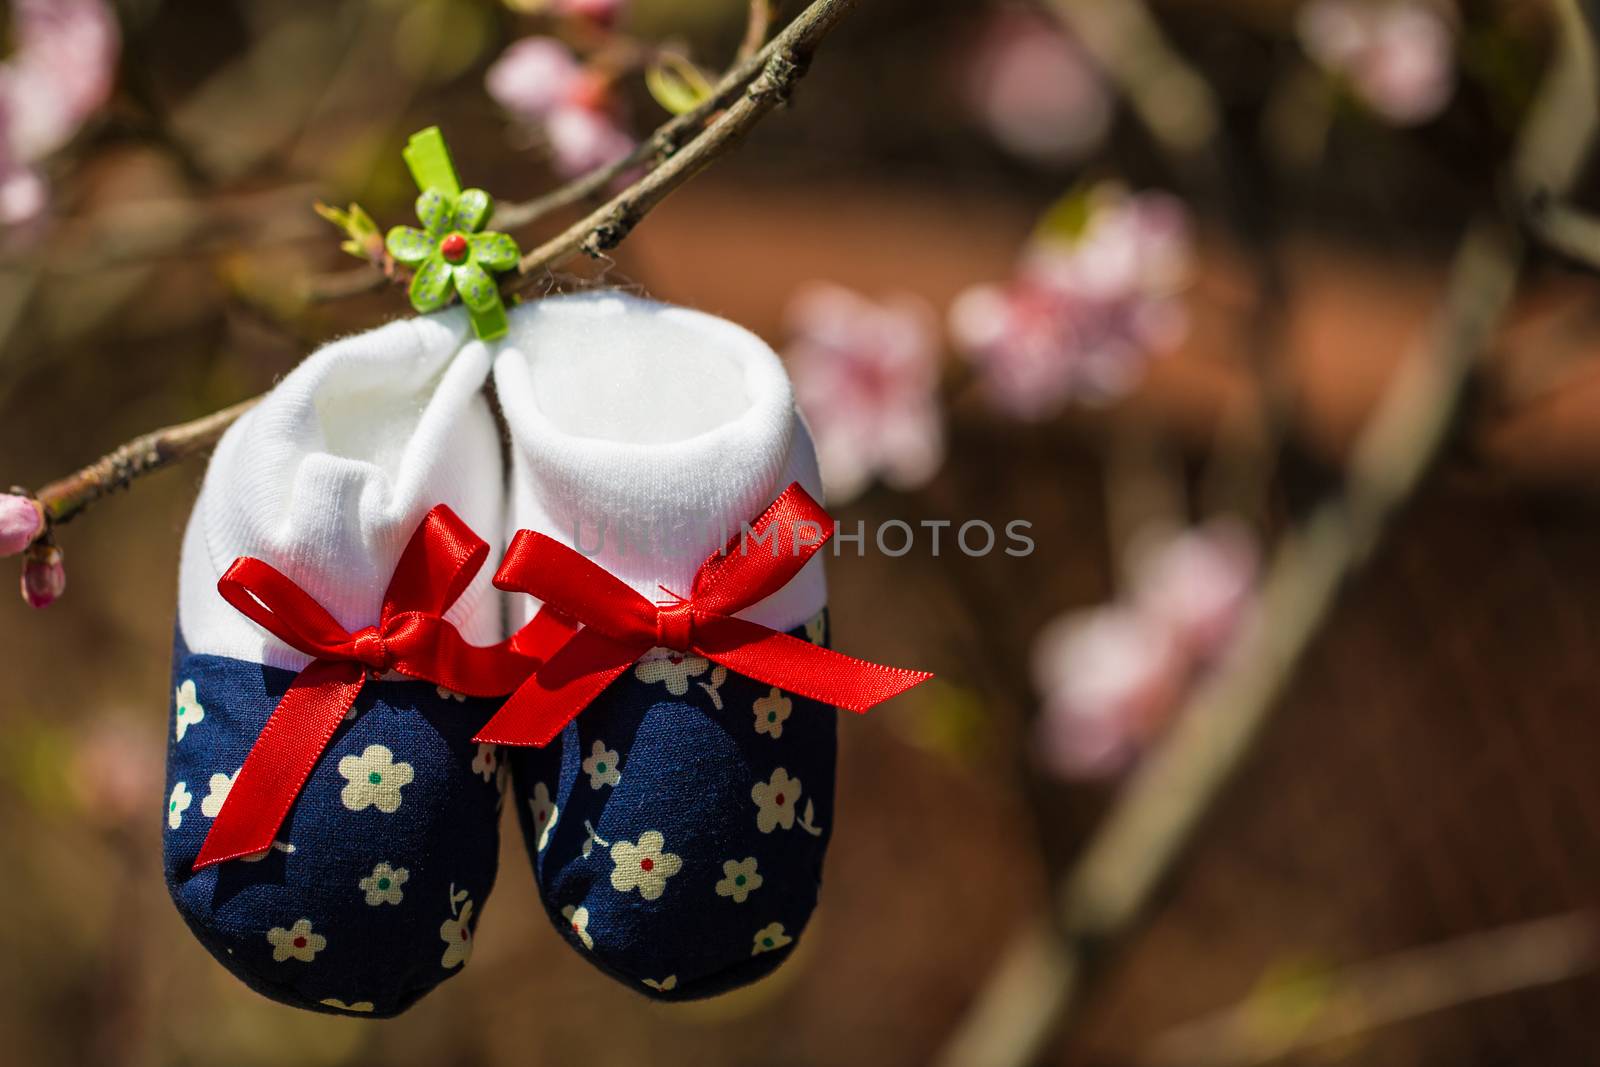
[4,0,1600,1064]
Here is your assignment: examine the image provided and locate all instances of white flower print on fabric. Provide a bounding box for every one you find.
[439,886,474,969]
[267,919,326,962]
[751,768,799,833]
[338,744,414,813]
[320,998,374,1013]
[200,769,237,819]
[634,653,709,695]
[436,685,467,702]
[470,743,499,783]
[561,905,593,950]
[753,688,793,739]
[698,665,728,710]
[529,782,558,851]
[581,740,621,790]
[752,768,824,836]
[174,680,205,742]
[359,862,409,906]
[582,820,609,859]
[715,857,763,903]
[752,922,792,955]
[167,781,192,829]
[609,830,683,901]
[643,976,678,992]
[805,611,827,647]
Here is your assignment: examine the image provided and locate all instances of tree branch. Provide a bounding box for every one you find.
[4,0,859,565]
[1048,0,1220,161]
[306,0,841,300]
[935,3,1600,1065]
[512,0,856,278]
[1139,911,1600,1067]
[31,398,261,528]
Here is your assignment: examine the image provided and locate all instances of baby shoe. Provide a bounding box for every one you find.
[165,309,523,1017]
[482,293,924,998]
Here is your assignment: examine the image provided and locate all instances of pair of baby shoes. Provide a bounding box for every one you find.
[164,293,908,1016]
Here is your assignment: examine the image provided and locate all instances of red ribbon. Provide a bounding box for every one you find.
[474,483,932,747]
[193,505,546,870]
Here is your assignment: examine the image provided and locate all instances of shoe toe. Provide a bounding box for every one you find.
[164,640,505,1016]
[511,644,836,998]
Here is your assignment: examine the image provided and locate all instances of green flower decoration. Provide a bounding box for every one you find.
[385,127,520,340]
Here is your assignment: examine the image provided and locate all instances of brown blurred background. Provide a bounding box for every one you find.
[3,0,1600,1065]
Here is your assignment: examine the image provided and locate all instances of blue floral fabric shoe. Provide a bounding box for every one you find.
[165,635,508,1016]
[509,612,835,998]
[163,310,514,1015]
[490,294,839,997]
[488,294,926,999]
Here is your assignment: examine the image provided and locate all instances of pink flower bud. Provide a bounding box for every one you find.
[0,494,44,556]
[20,543,64,608]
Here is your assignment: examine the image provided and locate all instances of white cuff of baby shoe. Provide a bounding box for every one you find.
[179,309,506,669]
[495,292,827,634]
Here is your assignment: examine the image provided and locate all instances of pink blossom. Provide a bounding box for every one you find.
[544,105,635,179]
[1129,519,1259,663]
[487,38,584,117]
[0,494,44,557]
[1031,606,1186,779]
[1032,518,1259,781]
[20,543,64,608]
[964,5,1110,164]
[950,185,1192,420]
[784,284,944,502]
[1297,0,1456,126]
[486,37,635,178]
[0,0,120,227]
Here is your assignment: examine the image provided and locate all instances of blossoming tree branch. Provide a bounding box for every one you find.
[0,0,856,605]
[3,0,1598,1062]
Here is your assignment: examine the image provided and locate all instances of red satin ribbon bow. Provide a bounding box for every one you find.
[194,505,538,870]
[474,483,932,747]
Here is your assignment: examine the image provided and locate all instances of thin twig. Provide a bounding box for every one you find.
[1141,911,1600,1067]
[308,0,835,300]
[1527,198,1600,269]
[738,0,780,62]
[1048,0,1220,161]
[32,399,262,528]
[303,263,390,301]
[935,3,1600,1065]
[512,0,857,278]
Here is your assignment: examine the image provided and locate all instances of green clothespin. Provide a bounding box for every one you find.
[386,127,520,341]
